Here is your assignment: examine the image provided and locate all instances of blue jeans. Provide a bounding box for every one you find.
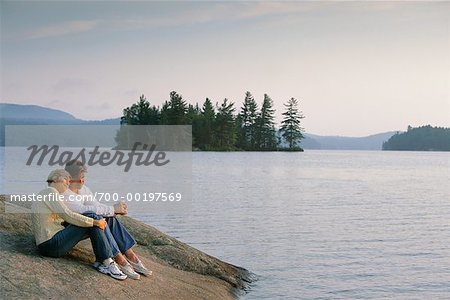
[83,212,136,258]
[37,214,113,262]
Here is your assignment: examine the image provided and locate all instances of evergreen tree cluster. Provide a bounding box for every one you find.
[382,125,450,151]
[120,91,305,151]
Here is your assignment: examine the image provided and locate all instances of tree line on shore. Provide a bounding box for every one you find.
[118,91,305,151]
[382,125,450,151]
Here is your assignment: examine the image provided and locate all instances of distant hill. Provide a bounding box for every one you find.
[382,125,450,151]
[301,132,398,150]
[0,103,121,125]
[0,103,121,145]
[0,103,78,121]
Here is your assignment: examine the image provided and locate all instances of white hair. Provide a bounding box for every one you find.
[47,169,71,186]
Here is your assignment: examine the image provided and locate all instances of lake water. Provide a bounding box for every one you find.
[134,151,450,299]
[1,149,449,299]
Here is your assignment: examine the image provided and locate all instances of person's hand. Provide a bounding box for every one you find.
[114,201,128,215]
[93,219,107,230]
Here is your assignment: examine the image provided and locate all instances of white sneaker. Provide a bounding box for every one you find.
[97,261,127,280]
[119,262,141,280]
[127,258,152,276]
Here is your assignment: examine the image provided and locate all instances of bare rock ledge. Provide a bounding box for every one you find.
[0,195,255,299]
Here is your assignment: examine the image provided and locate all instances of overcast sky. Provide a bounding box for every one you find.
[1,1,449,136]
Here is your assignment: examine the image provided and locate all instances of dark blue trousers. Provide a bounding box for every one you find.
[85,212,136,257]
[37,213,113,262]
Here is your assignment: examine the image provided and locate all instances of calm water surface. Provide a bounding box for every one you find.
[134,151,449,299]
[1,149,449,299]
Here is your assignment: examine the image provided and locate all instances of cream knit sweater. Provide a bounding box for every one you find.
[31,187,94,245]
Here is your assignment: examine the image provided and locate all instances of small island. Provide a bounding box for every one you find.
[119,92,305,151]
[382,125,450,151]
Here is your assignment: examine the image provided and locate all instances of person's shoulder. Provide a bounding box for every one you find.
[80,185,93,195]
[39,186,58,195]
[63,188,76,196]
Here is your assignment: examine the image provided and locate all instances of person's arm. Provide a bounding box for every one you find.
[63,189,115,216]
[52,196,107,229]
[82,186,127,215]
[80,186,116,217]
[44,191,94,227]
[62,190,96,214]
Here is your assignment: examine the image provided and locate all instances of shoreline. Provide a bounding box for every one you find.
[0,195,255,299]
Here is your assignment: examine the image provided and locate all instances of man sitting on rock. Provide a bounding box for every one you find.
[62,160,151,280]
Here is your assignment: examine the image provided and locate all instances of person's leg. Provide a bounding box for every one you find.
[124,248,139,264]
[37,215,125,279]
[85,214,140,279]
[86,225,114,262]
[104,216,136,255]
[37,224,90,257]
[38,223,114,263]
[82,211,120,259]
[86,227,127,280]
[81,212,131,269]
[103,217,151,276]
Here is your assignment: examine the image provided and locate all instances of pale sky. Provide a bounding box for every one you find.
[1,1,449,136]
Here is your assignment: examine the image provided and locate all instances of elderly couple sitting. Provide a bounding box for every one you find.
[31,160,150,280]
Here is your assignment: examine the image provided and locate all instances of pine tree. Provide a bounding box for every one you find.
[214,98,236,150]
[237,91,258,150]
[280,97,304,150]
[198,98,215,149]
[120,95,160,125]
[160,91,188,125]
[255,94,277,150]
[187,103,201,148]
[117,95,161,149]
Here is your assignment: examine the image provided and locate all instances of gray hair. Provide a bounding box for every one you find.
[65,160,87,178]
[47,169,71,186]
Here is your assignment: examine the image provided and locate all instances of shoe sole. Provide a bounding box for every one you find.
[97,266,128,280]
[133,269,152,276]
[127,259,152,276]
[119,268,141,280]
[124,273,141,280]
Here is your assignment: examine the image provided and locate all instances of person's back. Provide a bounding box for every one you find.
[31,186,91,246]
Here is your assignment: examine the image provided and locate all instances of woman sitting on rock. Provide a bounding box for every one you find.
[31,169,127,280]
